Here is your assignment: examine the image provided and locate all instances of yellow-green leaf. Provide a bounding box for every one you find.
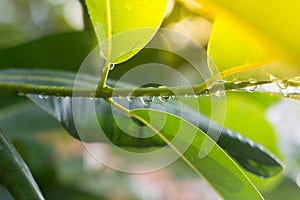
[198,0,300,65]
[86,0,168,64]
[208,16,300,83]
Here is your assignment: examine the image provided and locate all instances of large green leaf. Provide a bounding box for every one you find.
[0,32,91,71]
[130,109,263,199]
[86,0,168,64]
[0,130,44,200]
[206,15,300,100]
[0,68,282,177]
[0,100,60,137]
[221,93,283,190]
[198,0,300,66]
[28,94,282,178]
[3,68,279,178]
[207,16,300,83]
[263,178,300,200]
[208,17,269,73]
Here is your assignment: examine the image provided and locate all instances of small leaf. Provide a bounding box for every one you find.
[0,130,44,200]
[86,0,168,63]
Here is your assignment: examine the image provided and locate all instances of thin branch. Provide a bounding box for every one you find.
[0,80,272,98]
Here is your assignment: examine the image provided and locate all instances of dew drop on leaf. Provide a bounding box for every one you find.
[293,76,300,81]
[158,95,171,103]
[233,79,241,85]
[276,80,289,89]
[109,63,115,70]
[38,95,49,100]
[249,79,257,84]
[269,74,279,82]
[124,3,134,12]
[127,96,136,103]
[17,92,25,96]
[140,96,154,105]
[142,0,151,7]
[246,85,257,93]
[283,91,290,98]
[215,89,225,97]
[142,0,151,6]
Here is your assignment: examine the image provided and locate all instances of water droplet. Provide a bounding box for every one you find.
[127,96,136,103]
[246,85,257,93]
[293,76,300,81]
[283,91,290,98]
[109,63,115,70]
[249,79,257,84]
[215,80,225,86]
[124,3,134,12]
[89,97,95,101]
[57,96,65,100]
[269,74,279,82]
[38,95,49,100]
[142,0,151,6]
[276,80,289,89]
[158,95,171,103]
[203,89,210,96]
[215,89,225,98]
[203,89,209,95]
[233,79,241,85]
[130,50,136,56]
[140,96,154,105]
[17,92,25,96]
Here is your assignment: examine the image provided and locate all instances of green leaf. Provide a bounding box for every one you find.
[263,178,300,200]
[23,75,281,178]
[130,109,264,199]
[0,69,282,177]
[198,0,300,66]
[0,130,44,200]
[0,32,91,71]
[86,0,168,64]
[197,92,283,189]
[0,100,60,137]
[223,93,280,158]
[208,17,269,73]
[220,93,283,190]
[208,16,300,83]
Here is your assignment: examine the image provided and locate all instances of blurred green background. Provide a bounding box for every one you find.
[1,0,300,199]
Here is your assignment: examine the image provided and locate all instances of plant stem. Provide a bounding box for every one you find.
[97,0,113,89]
[0,80,271,98]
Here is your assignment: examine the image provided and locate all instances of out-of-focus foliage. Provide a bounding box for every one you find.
[0,0,300,199]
